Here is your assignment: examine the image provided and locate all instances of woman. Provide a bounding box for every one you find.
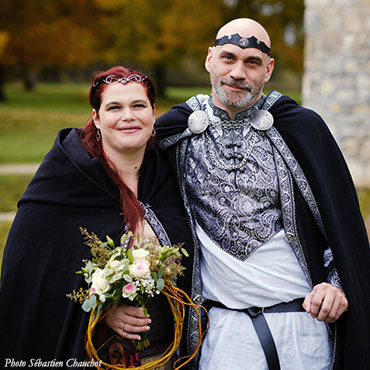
[0,66,194,368]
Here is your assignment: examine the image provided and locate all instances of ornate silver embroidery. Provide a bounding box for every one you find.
[158,130,193,150]
[327,269,342,289]
[263,90,282,110]
[206,129,258,170]
[274,148,312,287]
[143,204,171,246]
[185,101,283,261]
[324,248,343,289]
[175,140,204,354]
[266,127,327,240]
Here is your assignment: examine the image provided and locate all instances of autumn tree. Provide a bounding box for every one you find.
[93,0,304,95]
[0,0,304,99]
[0,0,102,97]
[93,0,226,96]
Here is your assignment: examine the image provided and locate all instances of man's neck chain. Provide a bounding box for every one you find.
[206,130,258,171]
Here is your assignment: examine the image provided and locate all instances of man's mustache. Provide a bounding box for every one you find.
[220,78,252,91]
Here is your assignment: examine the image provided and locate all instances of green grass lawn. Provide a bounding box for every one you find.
[0,221,12,267]
[0,174,34,212]
[0,83,211,164]
[0,83,91,163]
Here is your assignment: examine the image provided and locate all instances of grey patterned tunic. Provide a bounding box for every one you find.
[185,96,283,261]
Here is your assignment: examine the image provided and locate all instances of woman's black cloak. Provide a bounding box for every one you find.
[0,128,194,365]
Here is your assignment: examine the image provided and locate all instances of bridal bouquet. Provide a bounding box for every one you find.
[68,227,205,370]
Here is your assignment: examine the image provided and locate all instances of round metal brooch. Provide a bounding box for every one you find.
[249,109,274,131]
[188,110,209,134]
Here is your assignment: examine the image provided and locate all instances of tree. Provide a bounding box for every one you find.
[93,0,304,95]
[93,0,226,95]
[0,31,9,100]
[0,0,304,99]
[0,0,101,96]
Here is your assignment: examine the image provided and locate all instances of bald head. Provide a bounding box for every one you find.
[216,18,271,49]
[205,17,275,117]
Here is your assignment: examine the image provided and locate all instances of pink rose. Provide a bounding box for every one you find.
[122,283,137,299]
[129,259,151,278]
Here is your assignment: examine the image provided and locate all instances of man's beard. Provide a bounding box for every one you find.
[212,76,264,109]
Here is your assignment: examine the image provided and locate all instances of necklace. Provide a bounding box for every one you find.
[207,130,257,171]
[210,118,250,129]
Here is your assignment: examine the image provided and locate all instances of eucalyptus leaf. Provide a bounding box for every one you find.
[90,294,97,308]
[158,267,164,278]
[82,299,92,312]
[156,278,165,291]
[86,261,93,274]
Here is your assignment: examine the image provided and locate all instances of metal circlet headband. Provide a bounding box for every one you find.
[93,74,147,87]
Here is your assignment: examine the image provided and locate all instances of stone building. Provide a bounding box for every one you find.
[303,0,370,187]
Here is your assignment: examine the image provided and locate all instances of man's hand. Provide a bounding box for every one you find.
[104,304,151,340]
[302,282,348,323]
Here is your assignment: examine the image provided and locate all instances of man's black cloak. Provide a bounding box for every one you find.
[0,128,194,366]
[155,94,370,370]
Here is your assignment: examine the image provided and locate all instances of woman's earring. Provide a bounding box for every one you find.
[96,128,101,142]
[151,128,156,137]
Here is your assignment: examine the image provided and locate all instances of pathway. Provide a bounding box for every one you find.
[0,163,39,175]
[0,163,39,222]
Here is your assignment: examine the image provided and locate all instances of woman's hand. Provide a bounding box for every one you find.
[104,304,152,341]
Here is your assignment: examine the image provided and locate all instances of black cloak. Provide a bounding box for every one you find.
[0,128,194,366]
[155,94,370,370]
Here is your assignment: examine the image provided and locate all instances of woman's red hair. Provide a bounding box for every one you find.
[79,66,157,233]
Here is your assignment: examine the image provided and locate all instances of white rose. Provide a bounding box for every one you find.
[129,259,151,278]
[109,260,121,269]
[132,248,149,261]
[91,268,110,295]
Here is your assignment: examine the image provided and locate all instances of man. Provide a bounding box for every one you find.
[155,18,370,370]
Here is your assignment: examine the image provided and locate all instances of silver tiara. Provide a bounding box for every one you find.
[93,74,146,87]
